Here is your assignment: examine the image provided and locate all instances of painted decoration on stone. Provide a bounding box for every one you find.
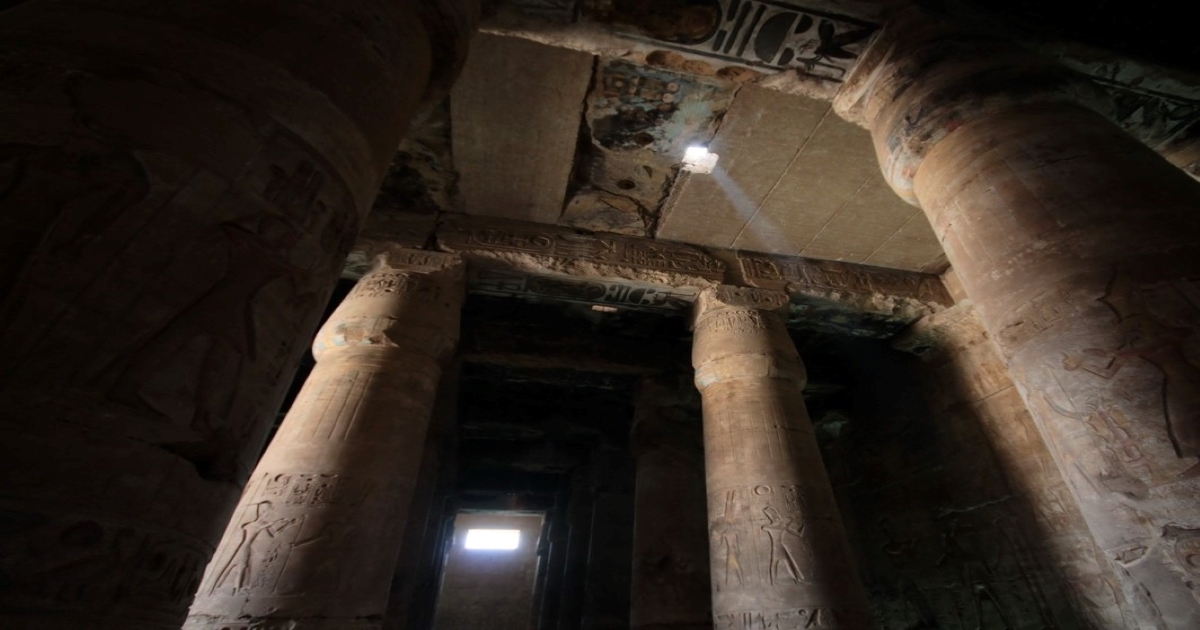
[590,59,734,153]
[597,0,877,81]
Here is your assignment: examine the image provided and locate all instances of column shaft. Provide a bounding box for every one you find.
[630,377,711,630]
[692,287,870,629]
[0,2,475,628]
[837,9,1200,626]
[185,250,464,629]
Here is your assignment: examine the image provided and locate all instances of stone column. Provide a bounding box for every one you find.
[0,2,476,628]
[691,286,871,629]
[836,9,1200,626]
[185,249,465,629]
[896,303,1131,628]
[629,376,712,630]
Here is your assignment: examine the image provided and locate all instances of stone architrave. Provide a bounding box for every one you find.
[836,8,1200,626]
[0,2,476,628]
[185,250,465,630]
[436,215,727,285]
[691,286,871,629]
[629,376,712,630]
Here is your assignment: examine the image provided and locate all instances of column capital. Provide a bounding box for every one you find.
[691,286,803,390]
[833,7,1110,204]
[313,249,465,364]
[692,285,789,321]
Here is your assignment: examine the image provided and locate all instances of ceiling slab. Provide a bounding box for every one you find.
[657,84,944,272]
[451,33,593,224]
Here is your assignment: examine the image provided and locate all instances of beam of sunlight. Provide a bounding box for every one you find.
[708,164,800,254]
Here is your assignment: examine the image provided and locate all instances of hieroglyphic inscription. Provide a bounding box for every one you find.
[348,270,414,299]
[714,607,857,629]
[711,285,791,310]
[739,251,951,305]
[438,216,725,280]
[257,472,372,508]
[468,266,696,312]
[697,308,770,334]
[604,0,876,81]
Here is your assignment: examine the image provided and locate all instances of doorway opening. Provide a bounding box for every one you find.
[432,511,545,630]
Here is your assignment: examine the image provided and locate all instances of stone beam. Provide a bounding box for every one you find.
[347,214,952,337]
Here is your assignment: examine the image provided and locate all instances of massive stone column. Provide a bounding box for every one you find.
[836,9,1200,626]
[629,376,711,630]
[186,249,464,629]
[897,303,1132,628]
[0,2,475,628]
[691,286,870,629]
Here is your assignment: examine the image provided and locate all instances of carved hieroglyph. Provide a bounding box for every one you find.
[692,286,870,629]
[0,2,476,628]
[185,251,465,629]
[839,8,1200,627]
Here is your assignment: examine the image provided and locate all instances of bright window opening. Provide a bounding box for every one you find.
[683,145,719,174]
[464,528,521,550]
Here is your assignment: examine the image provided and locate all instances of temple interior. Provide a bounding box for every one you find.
[1,1,1199,629]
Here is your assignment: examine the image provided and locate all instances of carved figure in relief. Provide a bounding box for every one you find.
[1099,271,1200,467]
[760,506,806,584]
[104,213,322,433]
[1042,389,1155,492]
[712,490,745,588]
[209,502,297,595]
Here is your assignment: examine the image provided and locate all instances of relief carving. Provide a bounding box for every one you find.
[439,216,725,280]
[468,266,696,312]
[697,308,770,334]
[348,270,415,299]
[207,502,298,596]
[713,607,857,629]
[709,484,838,592]
[739,251,951,305]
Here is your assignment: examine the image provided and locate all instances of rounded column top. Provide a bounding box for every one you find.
[691,286,805,390]
[312,249,465,363]
[833,7,1111,204]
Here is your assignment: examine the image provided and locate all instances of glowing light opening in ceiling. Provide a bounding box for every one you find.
[683,145,719,174]
[464,528,521,550]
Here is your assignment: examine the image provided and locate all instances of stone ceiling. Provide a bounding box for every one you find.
[385,0,1200,280]
[437,30,944,274]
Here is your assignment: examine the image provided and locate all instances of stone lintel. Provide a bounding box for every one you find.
[348,215,953,334]
[436,214,727,284]
[467,265,697,314]
[739,251,950,337]
[344,238,461,277]
[891,301,988,360]
[738,250,951,305]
